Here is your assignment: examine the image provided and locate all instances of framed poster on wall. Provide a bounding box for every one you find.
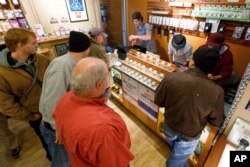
[65,0,88,22]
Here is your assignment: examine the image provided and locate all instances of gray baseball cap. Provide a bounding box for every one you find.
[88,27,108,38]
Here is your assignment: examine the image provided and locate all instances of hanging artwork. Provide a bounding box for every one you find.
[65,0,88,22]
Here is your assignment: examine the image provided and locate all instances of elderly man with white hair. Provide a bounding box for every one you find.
[53,57,134,167]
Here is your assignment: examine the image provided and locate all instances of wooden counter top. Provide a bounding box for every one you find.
[37,36,69,44]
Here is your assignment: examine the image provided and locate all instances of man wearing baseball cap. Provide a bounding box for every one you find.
[200,32,233,82]
[88,27,110,66]
[39,31,91,167]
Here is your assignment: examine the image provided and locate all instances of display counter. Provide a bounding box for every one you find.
[111,49,218,167]
[204,134,229,167]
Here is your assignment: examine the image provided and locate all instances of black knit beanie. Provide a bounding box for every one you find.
[69,31,90,52]
[193,47,219,74]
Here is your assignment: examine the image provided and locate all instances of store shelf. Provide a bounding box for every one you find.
[127,52,176,73]
[194,15,250,23]
[147,10,171,15]
[122,61,162,83]
[113,65,158,92]
[193,2,247,6]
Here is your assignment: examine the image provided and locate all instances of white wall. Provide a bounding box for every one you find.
[20,0,39,27]
[20,0,101,34]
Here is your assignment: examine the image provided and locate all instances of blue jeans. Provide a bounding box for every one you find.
[40,123,70,167]
[164,124,200,167]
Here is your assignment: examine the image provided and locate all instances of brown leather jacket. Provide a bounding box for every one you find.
[154,68,224,137]
[0,52,50,120]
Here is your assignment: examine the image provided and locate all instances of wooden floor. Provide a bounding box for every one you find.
[0,98,170,167]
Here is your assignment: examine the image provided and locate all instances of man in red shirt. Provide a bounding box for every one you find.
[53,57,134,167]
[200,32,233,81]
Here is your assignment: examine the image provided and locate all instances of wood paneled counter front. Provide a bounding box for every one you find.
[38,36,69,59]
[204,134,237,167]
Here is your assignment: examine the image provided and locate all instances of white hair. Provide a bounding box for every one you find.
[70,61,107,97]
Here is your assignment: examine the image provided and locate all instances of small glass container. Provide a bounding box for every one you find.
[138,74,143,80]
[153,70,157,75]
[161,61,165,65]
[147,78,152,84]
[133,62,138,67]
[159,73,164,79]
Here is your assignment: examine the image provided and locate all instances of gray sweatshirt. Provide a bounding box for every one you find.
[39,53,77,129]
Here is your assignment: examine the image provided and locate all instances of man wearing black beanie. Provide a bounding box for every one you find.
[39,31,91,167]
[154,47,224,167]
[193,47,220,74]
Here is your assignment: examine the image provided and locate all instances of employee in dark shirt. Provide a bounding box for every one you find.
[154,47,224,167]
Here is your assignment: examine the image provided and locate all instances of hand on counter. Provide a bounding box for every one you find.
[129,35,138,41]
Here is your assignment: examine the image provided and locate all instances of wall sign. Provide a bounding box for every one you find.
[65,0,88,22]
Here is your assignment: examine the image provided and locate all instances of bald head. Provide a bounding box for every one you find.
[71,57,109,98]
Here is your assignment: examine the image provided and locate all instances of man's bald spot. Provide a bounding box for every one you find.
[73,57,107,76]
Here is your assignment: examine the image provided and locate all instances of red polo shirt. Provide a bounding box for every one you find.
[53,92,134,167]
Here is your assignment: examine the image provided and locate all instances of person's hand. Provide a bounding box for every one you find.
[129,35,137,41]
[55,130,63,144]
[131,40,137,46]
[207,73,214,80]
[29,113,41,121]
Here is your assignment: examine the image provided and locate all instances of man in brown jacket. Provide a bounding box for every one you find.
[0,28,51,160]
[155,47,224,167]
[88,27,109,66]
